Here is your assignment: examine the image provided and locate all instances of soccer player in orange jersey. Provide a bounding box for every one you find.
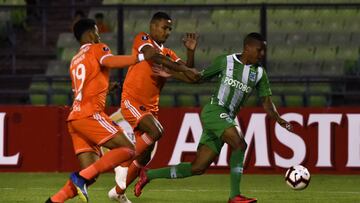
[45,18,155,203]
[107,12,199,202]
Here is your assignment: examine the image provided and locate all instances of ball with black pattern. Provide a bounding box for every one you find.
[285,165,311,190]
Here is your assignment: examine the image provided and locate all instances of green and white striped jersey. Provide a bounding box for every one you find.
[200,53,272,118]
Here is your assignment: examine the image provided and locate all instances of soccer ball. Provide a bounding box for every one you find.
[285,165,311,190]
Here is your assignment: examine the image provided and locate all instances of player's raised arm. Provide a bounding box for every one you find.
[181,32,198,68]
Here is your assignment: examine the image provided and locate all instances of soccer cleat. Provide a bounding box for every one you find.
[45,198,54,203]
[70,172,89,203]
[134,168,149,197]
[45,197,63,203]
[108,187,132,203]
[114,165,128,190]
[228,194,257,203]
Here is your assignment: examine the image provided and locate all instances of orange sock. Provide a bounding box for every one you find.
[80,147,135,180]
[115,160,142,194]
[50,180,77,202]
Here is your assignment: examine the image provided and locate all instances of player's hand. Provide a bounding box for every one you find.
[182,33,199,51]
[152,64,172,78]
[277,118,293,132]
[184,68,200,82]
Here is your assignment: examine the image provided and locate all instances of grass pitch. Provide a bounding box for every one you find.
[0,173,359,203]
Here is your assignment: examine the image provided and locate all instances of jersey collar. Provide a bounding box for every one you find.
[152,39,164,50]
[80,43,92,50]
[232,53,243,64]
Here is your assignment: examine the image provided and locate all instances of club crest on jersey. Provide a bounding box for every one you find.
[220,112,233,123]
[249,71,256,82]
[102,46,110,52]
[142,35,149,41]
[139,105,146,111]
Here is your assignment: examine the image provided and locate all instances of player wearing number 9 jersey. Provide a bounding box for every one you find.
[45,18,156,203]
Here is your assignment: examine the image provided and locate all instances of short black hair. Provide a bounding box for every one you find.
[243,32,266,46]
[73,18,96,42]
[151,11,171,23]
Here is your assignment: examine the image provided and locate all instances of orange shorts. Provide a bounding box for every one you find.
[121,98,158,130]
[68,111,122,155]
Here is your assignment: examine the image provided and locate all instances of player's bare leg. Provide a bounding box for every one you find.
[222,126,256,203]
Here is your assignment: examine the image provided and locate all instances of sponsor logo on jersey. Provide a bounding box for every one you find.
[223,76,252,93]
[220,113,229,118]
[249,71,256,82]
[142,35,149,40]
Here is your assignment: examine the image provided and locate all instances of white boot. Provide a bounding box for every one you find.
[108,187,132,203]
[114,166,128,190]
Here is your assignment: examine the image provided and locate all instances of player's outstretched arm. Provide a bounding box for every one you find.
[102,55,138,69]
[102,49,157,69]
[151,65,201,83]
[142,45,191,73]
[262,96,293,132]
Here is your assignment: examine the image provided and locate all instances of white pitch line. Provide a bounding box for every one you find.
[0,187,359,195]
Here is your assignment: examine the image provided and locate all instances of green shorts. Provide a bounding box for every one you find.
[198,103,237,154]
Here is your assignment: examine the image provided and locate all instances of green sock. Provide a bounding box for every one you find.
[147,162,192,180]
[229,148,245,198]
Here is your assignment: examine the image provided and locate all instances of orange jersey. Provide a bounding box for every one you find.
[67,43,113,121]
[121,32,180,112]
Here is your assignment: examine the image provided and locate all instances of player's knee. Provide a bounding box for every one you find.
[120,137,135,150]
[191,165,207,175]
[150,126,164,141]
[127,144,135,153]
[231,140,247,152]
[241,141,248,152]
[137,152,151,166]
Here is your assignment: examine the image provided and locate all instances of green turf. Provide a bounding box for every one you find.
[0,173,359,203]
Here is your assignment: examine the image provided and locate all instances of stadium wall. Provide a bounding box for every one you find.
[0,106,360,174]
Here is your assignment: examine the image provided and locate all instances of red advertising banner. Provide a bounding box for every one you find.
[0,106,360,174]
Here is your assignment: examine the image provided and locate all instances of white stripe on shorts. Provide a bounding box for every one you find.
[124,100,141,118]
[93,113,117,134]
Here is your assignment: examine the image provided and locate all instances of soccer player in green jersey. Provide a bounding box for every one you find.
[134,32,293,203]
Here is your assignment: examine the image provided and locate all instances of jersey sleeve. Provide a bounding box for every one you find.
[255,68,272,97]
[93,43,113,65]
[199,55,226,81]
[133,32,153,52]
[165,48,181,62]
